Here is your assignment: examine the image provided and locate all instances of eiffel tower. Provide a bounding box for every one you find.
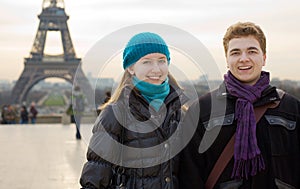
[11,0,93,105]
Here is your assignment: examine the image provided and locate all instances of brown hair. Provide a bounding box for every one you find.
[223,22,266,55]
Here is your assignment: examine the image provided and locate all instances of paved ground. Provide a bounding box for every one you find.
[0,123,94,189]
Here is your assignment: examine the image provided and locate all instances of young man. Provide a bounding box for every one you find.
[179,22,300,188]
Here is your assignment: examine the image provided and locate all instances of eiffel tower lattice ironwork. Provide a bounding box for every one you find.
[11,0,93,105]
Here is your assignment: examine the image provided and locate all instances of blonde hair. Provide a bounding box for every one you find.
[99,71,182,111]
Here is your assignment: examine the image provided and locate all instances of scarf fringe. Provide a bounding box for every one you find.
[231,154,265,179]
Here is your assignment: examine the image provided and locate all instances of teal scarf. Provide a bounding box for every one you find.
[132,76,170,111]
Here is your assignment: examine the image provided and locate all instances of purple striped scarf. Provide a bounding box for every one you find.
[224,71,270,179]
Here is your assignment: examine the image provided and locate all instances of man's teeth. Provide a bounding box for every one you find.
[239,66,251,70]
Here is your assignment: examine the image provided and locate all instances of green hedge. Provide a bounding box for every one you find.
[43,94,66,106]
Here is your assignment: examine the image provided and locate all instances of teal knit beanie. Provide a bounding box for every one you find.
[123,32,170,69]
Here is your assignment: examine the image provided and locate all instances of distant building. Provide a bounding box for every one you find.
[94,78,115,89]
[87,72,114,89]
[0,80,13,91]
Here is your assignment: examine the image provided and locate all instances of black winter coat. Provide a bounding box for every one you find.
[80,84,187,189]
[179,83,300,189]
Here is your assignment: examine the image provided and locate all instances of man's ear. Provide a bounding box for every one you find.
[225,53,229,69]
[226,58,229,69]
[263,54,266,66]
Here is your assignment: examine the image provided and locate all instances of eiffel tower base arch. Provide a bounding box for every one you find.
[11,61,94,106]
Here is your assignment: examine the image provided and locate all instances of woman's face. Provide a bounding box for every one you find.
[128,53,169,85]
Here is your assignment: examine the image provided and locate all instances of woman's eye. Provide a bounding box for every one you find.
[142,61,151,64]
[158,59,167,64]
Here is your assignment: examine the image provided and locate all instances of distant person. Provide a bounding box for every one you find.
[3,104,17,124]
[72,86,85,140]
[96,91,111,115]
[29,102,38,124]
[66,104,75,124]
[1,105,8,124]
[179,22,300,189]
[20,105,29,124]
[103,91,111,104]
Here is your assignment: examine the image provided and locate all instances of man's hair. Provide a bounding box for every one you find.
[223,22,266,55]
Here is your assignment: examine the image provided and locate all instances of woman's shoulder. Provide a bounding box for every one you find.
[93,101,124,135]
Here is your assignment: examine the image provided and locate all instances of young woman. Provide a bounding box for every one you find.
[80,32,187,189]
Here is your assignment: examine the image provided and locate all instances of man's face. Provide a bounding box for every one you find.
[226,36,266,85]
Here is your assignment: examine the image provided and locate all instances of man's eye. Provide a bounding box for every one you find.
[249,50,257,54]
[230,52,239,56]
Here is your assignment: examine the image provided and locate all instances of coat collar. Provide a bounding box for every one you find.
[121,80,189,108]
[216,82,281,107]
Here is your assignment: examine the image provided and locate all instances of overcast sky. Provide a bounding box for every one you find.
[1,0,300,83]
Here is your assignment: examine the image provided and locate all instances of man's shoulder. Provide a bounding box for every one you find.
[280,90,300,104]
[272,89,300,116]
